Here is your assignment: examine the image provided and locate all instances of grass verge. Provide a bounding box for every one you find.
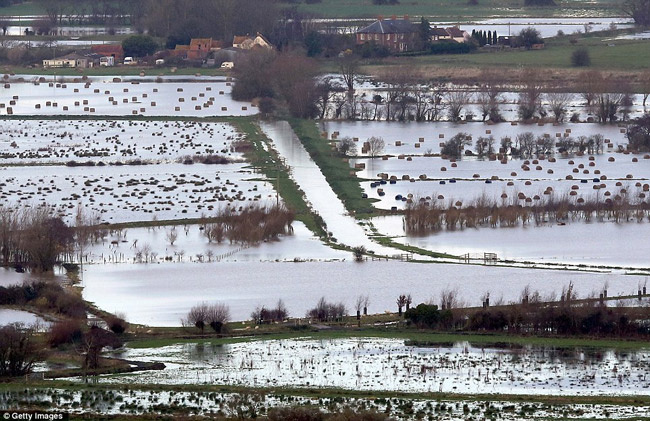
[288,118,376,216]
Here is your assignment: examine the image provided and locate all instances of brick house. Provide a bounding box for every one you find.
[91,44,124,62]
[356,16,417,53]
[171,38,223,61]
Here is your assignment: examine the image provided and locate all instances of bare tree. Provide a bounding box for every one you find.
[186,302,209,333]
[474,136,495,157]
[514,132,536,159]
[440,288,458,310]
[517,69,545,120]
[546,91,574,122]
[641,70,650,108]
[336,137,357,156]
[207,303,231,333]
[166,228,178,246]
[366,136,385,157]
[396,294,408,316]
[0,324,40,377]
[446,90,472,122]
[338,52,360,92]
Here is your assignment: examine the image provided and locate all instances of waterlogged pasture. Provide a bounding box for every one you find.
[0,119,243,164]
[82,222,347,265]
[3,388,645,420]
[97,338,650,397]
[81,261,643,325]
[372,215,650,268]
[0,162,275,224]
[322,121,630,157]
[0,79,257,117]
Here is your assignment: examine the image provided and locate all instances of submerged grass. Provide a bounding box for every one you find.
[126,327,650,351]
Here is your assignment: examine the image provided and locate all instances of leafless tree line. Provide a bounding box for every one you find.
[202,204,295,245]
[319,67,650,123]
[404,188,650,234]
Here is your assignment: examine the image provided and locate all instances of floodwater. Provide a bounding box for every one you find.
[0,80,257,117]
[0,308,48,327]
[81,260,643,325]
[259,121,395,254]
[82,221,348,265]
[98,337,650,397]
[373,215,650,269]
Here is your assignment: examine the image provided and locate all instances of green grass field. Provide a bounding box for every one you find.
[0,1,44,16]
[295,0,623,19]
[362,34,650,73]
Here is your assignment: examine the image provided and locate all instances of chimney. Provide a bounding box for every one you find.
[404,14,409,21]
[391,15,396,20]
[378,15,383,21]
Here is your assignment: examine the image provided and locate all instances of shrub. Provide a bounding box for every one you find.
[106,314,128,335]
[405,303,441,328]
[571,47,591,67]
[47,320,83,347]
[306,297,347,322]
[0,325,40,377]
[251,300,288,324]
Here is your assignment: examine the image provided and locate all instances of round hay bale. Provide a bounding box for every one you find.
[608,157,615,162]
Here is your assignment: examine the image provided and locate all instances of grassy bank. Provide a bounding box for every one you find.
[234,118,328,238]
[288,118,376,216]
[126,325,650,351]
[361,34,650,79]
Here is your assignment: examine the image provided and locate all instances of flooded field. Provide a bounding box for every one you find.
[3,387,645,419]
[0,162,275,224]
[82,222,347,265]
[0,79,257,117]
[91,337,650,397]
[81,260,644,325]
[372,215,650,268]
[0,119,244,164]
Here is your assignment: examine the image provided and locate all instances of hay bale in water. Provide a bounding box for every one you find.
[63,106,68,111]
[221,106,227,111]
[6,107,11,114]
[175,106,181,111]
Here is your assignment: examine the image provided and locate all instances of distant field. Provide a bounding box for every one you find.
[0,1,44,16]
[294,0,624,19]
[361,35,650,75]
